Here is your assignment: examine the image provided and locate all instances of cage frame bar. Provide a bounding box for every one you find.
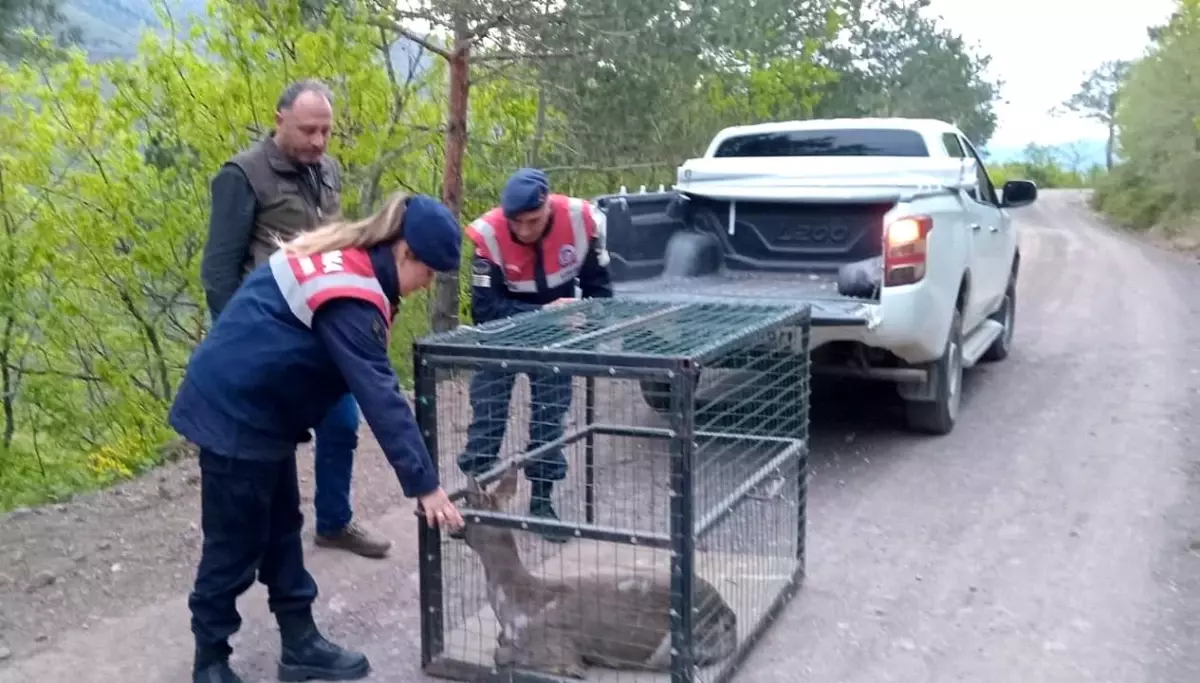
[438,424,804,546]
[415,357,445,668]
[447,508,673,550]
[692,440,807,541]
[412,300,812,373]
[584,376,597,525]
[418,355,678,382]
[445,425,593,503]
[542,303,691,350]
[668,363,698,683]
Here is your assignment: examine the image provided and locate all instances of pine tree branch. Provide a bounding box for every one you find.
[377,16,450,59]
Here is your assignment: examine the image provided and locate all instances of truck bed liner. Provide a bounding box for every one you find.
[611,271,876,327]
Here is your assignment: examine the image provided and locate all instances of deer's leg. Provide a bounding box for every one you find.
[543,628,586,679]
[550,643,586,680]
[493,642,515,669]
[507,624,585,679]
[645,631,672,670]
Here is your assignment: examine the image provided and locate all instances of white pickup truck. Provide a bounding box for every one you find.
[595,117,1038,435]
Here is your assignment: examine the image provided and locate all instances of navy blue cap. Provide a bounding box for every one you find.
[403,195,461,272]
[501,168,550,217]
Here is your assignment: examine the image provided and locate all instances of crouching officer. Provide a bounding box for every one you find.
[456,168,613,543]
[168,192,466,683]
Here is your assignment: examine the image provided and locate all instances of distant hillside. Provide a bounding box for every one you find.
[983,139,1109,172]
[63,0,207,61]
[63,0,431,78]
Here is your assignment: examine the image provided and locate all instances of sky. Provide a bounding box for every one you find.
[924,0,1177,148]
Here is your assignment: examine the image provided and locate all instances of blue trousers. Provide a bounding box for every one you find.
[312,392,359,537]
[458,369,573,483]
[188,449,319,656]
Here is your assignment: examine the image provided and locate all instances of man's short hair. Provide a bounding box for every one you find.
[276,79,334,111]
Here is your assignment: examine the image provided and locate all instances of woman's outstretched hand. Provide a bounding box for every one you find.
[418,487,464,531]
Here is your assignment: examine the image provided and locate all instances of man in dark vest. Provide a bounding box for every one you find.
[199,79,391,559]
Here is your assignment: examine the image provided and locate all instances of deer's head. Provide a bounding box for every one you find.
[461,463,520,556]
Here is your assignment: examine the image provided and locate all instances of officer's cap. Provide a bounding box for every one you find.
[403,195,461,273]
[501,168,550,218]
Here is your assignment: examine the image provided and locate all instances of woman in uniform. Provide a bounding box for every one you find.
[169,192,465,683]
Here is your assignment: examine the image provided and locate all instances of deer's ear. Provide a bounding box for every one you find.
[493,464,519,505]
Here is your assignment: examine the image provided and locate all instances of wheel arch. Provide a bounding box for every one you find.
[955,269,971,313]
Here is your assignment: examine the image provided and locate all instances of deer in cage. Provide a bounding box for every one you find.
[460,465,739,679]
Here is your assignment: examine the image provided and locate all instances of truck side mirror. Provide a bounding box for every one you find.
[1000,180,1038,208]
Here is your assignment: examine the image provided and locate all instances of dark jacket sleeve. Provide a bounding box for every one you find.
[201,164,257,319]
[578,236,614,299]
[469,254,542,324]
[312,298,440,498]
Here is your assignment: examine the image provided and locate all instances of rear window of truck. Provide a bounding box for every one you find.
[712,128,930,158]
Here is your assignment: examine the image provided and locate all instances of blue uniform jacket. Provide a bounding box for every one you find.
[168,242,438,498]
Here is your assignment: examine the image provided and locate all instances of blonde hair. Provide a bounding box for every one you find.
[277,191,409,256]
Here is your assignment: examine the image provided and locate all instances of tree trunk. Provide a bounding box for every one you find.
[1,315,15,452]
[1105,98,1118,171]
[1105,120,1116,171]
[431,18,471,333]
[529,77,548,166]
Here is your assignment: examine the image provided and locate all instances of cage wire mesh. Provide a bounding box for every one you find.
[413,298,811,683]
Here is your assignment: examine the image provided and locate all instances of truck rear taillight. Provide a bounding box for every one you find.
[883,215,933,286]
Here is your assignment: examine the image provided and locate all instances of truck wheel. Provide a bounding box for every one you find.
[638,375,701,417]
[903,307,964,435]
[981,278,1016,362]
[639,379,674,415]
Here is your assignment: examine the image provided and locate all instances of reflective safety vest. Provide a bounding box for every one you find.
[268,246,393,336]
[169,243,401,461]
[466,194,602,294]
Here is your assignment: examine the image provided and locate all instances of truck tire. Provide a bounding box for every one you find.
[903,307,964,435]
[639,378,674,415]
[638,374,701,418]
[981,276,1016,362]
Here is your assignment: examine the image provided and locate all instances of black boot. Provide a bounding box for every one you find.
[276,609,370,681]
[193,661,244,683]
[529,480,569,544]
[193,644,244,683]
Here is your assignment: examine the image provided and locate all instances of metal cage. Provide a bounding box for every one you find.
[413,297,811,683]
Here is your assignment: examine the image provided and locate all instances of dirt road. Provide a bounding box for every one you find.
[2,189,1199,682]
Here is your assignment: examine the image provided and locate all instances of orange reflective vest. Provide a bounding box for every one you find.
[466,194,604,294]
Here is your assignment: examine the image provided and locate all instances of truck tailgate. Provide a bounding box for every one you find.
[611,272,878,327]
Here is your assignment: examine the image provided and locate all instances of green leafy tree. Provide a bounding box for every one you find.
[1093,0,1200,229]
[811,0,1001,144]
[0,0,545,509]
[1054,60,1130,170]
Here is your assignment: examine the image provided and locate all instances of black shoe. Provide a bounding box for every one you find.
[277,611,370,681]
[529,495,570,544]
[193,659,244,683]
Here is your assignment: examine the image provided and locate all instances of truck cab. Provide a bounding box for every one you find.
[595,117,1038,435]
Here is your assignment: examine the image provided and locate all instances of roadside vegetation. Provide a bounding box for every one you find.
[987,144,1104,191]
[1089,0,1200,235]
